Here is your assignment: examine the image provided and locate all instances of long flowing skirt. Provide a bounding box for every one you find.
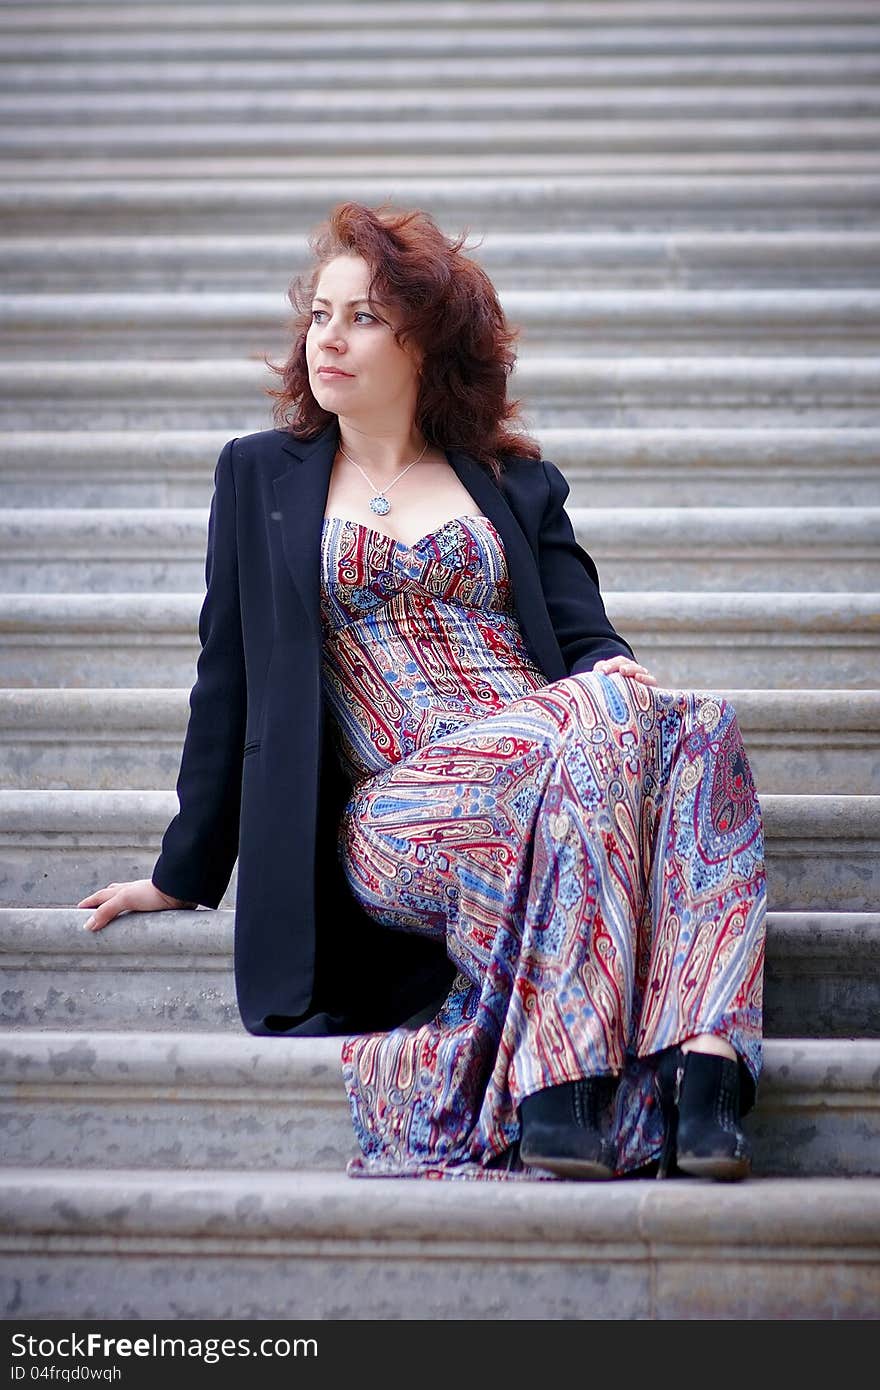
[338,672,767,1180]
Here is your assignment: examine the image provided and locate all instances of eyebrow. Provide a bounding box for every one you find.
[312,296,381,307]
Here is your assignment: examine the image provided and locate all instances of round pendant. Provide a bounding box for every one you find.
[369,495,391,515]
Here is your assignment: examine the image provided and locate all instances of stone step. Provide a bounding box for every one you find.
[3,10,879,57]
[4,16,879,60]
[0,1032,877,1181]
[6,151,880,187]
[763,912,880,1038]
[3,506,876,593]
[604,596,880,689]
[3,591,876,689]
[3,175,878,234]
[0,904,241,1035]
[2,428,875,509]
[0,430,227,508]
[0,1168,877,1319]
[2,358,878,429]
[7,117,880,162]
[4,231,880,293]
[1,789,876,912]
[4,2,877,35]
[4,290,880,359]
[558,427,880,507]
[9,84,880,126]
[3,687,876,797]
[7,50,880,96]
[1,906,876,1039]
[570,508,880,590]
[1,0,873,1327]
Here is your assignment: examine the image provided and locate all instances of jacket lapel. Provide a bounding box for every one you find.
[272,420,564,679]
[272,420,339,638]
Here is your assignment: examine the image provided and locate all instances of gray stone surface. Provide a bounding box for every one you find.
[1,908,878,1038]
[521,356,880,426]
[5,230,880,294]
[4,10,871,63]
[606,593,880,689]
[4,175,879,237]
[1,1172,877,1320]
[0,788,236,909]
[2,146,880,187]
[746,1040,880,1177]
[8,77,880,123]
[536,426,880,508]
[0,429,225,508]
[3,427,877,510]
[0,509,209,593]
[4,289,880,359]
[762,794,880,911]
[3,687,876,795]
[2,0,879,1323]
[3,592,878,688]
[5,44,880,95]
[764,911,880,1036]
[0,905,239,1033]
[0,1032,876,1178]
[3,505,877,592]
[0,688,194,792]
[1,789,877,910]
[12,116,880,165]
[3,356,880,429]
[0,1029,355,1173]
[572,507,880,592]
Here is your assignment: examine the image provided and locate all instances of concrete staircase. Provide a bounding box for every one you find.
[1,0,878,1320]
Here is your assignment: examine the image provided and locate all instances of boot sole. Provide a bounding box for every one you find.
[520,1150,615,1180]
[676,1155,751,1182]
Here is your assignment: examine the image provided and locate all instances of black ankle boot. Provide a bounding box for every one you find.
[656,1047,751,1182]
[518,1076,618,1180]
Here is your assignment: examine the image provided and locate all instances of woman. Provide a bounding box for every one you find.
[78,202,767,1184]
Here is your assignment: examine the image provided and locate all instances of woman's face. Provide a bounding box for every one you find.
[305,253,423,424]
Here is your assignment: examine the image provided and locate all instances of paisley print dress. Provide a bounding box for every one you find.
[319,512,767,1181]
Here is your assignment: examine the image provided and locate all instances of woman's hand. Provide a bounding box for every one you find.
[76,879,198,932]
[591,656,659,686]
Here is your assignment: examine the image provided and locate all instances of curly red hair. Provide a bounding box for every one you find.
[264,201,542,480]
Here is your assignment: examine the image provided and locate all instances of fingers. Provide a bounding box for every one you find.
[593,659,659,686]
[78,878,188,931]
[76,887,112,908]
[80,884,125,932]
[82,903,116,931]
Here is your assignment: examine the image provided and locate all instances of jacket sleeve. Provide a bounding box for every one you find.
[538,459,638,674]
[151,437,247,908]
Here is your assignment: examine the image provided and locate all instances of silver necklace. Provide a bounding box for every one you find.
[337,439,429,516]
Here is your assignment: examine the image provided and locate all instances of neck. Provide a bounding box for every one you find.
[336,424,429,479]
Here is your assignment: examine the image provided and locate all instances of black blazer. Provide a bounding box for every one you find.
[151,418,637,1038]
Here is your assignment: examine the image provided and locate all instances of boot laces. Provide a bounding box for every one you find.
[572,1077,614,1130]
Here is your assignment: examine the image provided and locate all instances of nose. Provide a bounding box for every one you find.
[315,314,346,353]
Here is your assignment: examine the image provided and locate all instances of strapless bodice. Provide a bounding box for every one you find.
[319,514,548,783]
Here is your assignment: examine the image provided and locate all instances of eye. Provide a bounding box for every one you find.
[310,309,376,324]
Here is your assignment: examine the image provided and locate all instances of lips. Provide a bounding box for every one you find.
[318,367,353,377]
